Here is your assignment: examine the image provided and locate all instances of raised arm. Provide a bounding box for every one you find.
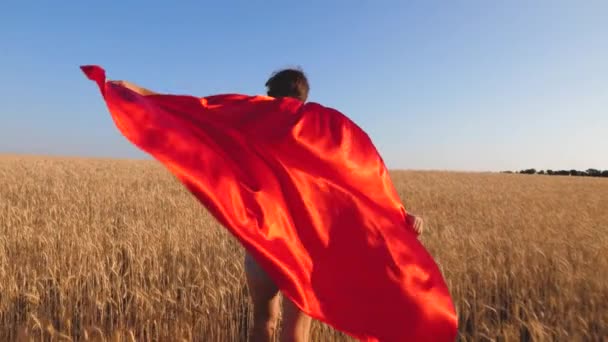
[108,80,159,96]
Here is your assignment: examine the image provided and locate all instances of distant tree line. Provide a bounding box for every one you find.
[501,168,608,177]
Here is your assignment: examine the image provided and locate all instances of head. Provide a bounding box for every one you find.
[265,68,309,103]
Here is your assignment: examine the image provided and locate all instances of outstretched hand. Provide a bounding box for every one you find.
[406,213,425,236]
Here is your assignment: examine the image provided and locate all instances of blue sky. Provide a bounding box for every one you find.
[1,1,606,171]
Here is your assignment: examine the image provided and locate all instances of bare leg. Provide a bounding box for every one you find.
[280,297,312,342]
[245,253,281,342]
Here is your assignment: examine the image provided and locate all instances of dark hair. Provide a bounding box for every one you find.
[265,68,309,102]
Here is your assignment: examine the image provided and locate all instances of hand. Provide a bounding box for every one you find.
[406,213,424,236]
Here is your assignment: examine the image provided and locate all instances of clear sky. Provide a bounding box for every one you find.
[1,1,606,171]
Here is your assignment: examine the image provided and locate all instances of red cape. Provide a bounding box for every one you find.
[81,65,458,341]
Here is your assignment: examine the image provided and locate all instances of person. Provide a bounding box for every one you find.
[243,68,426,342]
[108,68,426,342]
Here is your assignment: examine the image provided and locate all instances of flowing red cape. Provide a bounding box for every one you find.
[81,65,458,341]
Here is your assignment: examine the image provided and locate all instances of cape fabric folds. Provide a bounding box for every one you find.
[81,65,458,341]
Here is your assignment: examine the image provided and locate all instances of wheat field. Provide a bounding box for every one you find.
[0,155,606,341]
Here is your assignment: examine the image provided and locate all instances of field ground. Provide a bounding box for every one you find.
[1,155,607,341]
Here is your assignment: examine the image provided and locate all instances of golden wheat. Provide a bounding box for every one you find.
[1,155,606,341]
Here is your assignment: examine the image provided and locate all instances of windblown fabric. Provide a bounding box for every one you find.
[81,65,458,341]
